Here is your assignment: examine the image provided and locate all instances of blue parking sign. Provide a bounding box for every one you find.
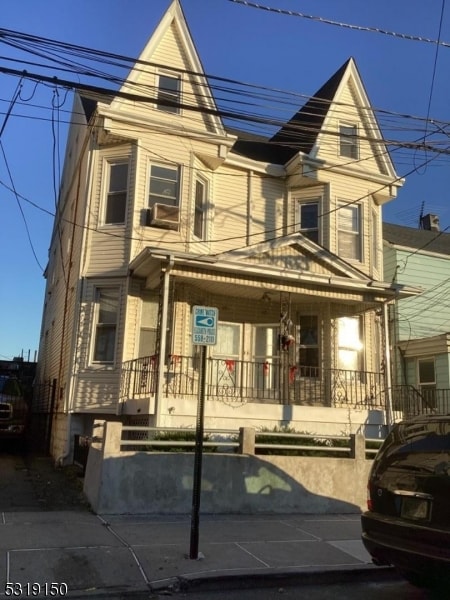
[192,306,218,345]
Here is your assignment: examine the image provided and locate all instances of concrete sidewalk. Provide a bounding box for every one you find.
[0,510,393,596]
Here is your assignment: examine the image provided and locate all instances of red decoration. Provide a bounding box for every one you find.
[263,361,270,375]
[225,359,235,373]
[169,354,181,367]
[289,365,298,383]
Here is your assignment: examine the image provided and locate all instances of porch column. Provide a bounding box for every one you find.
[382,301,394,428]
[155,256,174,427]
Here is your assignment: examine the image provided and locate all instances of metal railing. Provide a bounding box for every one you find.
[121,354,386,409]
[392,385,450,416]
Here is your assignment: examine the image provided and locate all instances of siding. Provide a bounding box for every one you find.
[394,249,450,340]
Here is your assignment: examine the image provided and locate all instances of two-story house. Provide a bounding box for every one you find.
[35,0,417,462]
[384,217,450,415]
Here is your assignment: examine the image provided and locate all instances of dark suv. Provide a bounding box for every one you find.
[361,415,450,589]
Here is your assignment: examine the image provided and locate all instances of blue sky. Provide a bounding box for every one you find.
[1,0,449,360]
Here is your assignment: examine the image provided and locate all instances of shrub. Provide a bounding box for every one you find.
[255,425,350,457]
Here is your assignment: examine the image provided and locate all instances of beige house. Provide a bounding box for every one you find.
[36,0,416,462]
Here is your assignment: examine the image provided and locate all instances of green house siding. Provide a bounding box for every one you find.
[385,248,450,341]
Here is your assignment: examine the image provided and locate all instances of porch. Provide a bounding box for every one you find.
[120,354,386,410]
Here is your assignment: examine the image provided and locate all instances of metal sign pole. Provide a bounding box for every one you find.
[190,344,207,559]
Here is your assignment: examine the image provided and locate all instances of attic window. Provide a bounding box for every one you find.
[157,74,181,114]
[339,124,358,159]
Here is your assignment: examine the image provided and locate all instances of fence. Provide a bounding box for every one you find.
[83,420,384,514]
[121,354,386,409]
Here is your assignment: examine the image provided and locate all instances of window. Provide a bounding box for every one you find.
[339,123,358,159]
[298,315,319,376]
[194,178,207,238]
[138,294,159,358]
[299,201,319,243]
[149,164,179,207]
[157,74,181,114]
[371,208,379,271]
[105,161,128,224]
[93,288,119,363]
[338,203,361,260]
[337,316,362,372]
[418,358,436,408]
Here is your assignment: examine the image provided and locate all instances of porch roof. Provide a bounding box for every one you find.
[129,245,420,306]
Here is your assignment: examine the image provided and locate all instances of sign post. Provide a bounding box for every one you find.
[190,306,218,560]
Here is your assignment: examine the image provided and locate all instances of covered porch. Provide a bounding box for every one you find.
[122,237,410,422]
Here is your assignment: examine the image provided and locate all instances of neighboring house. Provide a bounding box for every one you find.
[35,0,417,462]
[383,218,450,415]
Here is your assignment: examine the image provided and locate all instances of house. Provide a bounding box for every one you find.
[35,0,417,462]
[383,218,450,415]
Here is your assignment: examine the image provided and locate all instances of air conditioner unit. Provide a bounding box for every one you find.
[146,203,180,230]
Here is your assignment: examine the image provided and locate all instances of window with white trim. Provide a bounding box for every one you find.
[104,160,129,224]
[298,200,319,243]
[148,164,180,208]
[418,358,436,408]
[338,203,362,261]
[297,315,319,377]
[194,178,207,239]
[157,73,181,114]
[337,316,362,372]
[93,287,119,363]
[339,123,358,159]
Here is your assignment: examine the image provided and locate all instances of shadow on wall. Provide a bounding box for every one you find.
[85,450,364,515]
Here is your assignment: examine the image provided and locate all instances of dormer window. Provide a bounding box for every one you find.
[339,123,358,159]
[157,74,181,114]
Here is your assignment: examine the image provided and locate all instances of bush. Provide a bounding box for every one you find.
[255,425,350,457]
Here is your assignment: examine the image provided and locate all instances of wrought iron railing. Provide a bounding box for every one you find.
[121,354,387,409]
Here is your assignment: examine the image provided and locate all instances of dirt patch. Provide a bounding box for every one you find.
[23,454,92,511]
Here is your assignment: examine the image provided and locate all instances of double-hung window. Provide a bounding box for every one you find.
[338,203,361,261]
[337,316,362,372]
[298,315,319,377]
[418,358,436,408]
[157,74,181,114]
[104,160,129,224]
[93,288,119,363]
[339,123,358,159]
[299,200,319,243]
[149,164,179,208]
[194,178,207,239]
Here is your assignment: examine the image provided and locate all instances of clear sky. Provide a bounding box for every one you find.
[1,0,449,360]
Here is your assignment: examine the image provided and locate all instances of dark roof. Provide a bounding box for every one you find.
[227,58,351,164]
[383,222,450,256]
[269,58,352,156]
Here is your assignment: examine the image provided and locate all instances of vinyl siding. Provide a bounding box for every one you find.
[392,249,450,341]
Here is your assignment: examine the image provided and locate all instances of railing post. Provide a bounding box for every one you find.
[239,427,255,455]
[349,433,365,460]
[103,421,122,457]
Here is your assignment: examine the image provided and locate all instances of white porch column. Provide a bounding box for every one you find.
[155,256,174,427]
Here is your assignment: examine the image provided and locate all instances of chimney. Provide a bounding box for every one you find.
[420,213,440,232]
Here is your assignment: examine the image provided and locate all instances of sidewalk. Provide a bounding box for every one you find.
[0,510,394,596]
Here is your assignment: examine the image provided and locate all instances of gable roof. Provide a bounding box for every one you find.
[270,59,351,158]
[383,222,450,256]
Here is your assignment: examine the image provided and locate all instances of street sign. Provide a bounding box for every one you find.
[192,305,218,345]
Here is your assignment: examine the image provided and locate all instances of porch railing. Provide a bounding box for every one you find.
[121,355,386,409]
[392,385,450,416]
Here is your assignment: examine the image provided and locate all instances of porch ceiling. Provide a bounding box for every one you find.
[129,247,417,309]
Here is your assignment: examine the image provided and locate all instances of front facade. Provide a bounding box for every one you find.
[36,1,415,461]
[384,220,450,414]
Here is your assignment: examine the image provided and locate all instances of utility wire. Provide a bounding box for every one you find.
[228,0,450,49]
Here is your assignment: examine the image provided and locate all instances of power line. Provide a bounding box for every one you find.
[227,0,450,48]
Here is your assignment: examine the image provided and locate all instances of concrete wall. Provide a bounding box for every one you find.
[84,421,373,515]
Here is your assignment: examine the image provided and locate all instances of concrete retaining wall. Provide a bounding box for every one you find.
[84,421,373,515]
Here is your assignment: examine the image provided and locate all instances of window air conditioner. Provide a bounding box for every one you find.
[147,203,180,230]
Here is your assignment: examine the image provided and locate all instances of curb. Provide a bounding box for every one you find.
[174,565,398,593]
